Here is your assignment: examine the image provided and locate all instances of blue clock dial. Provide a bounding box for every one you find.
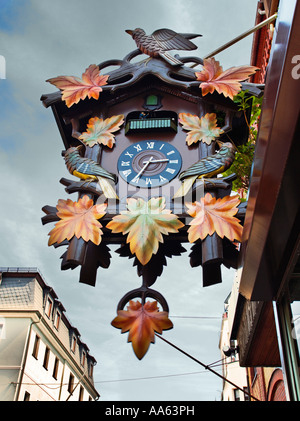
[117,140,182,188]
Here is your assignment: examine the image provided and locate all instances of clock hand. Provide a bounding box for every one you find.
[132,156,154,181]
[142,158,169,164]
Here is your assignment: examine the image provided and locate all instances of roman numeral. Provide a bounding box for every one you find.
[125,151,134,158]
[122,169,132,178]
[134,144,142,152]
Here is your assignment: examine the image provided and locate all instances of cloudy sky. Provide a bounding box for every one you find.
[0,0,259,401]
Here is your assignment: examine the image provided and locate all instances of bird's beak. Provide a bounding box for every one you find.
[125,29,133,35]
[216,140,224,148]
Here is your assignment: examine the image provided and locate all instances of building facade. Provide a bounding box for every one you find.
[219,289,250,401]
[229,0,300,401]
[247,367,286,401]
[0,267,99,401]
[221,272,286,401]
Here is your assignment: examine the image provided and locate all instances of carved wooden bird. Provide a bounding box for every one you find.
[63,146,118,199]
[125,28,202,66]
[173,141,236,198]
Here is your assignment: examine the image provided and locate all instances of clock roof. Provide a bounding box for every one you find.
[40,47,263,150]
[41,48,263,110]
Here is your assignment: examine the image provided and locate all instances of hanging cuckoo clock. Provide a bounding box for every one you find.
[41,28,262,359]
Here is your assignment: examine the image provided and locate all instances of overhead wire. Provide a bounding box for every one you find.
[155,333,260,401]
[8,358,242,387]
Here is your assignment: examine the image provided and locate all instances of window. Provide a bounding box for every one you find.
[54,311,60,330]
[81,351,86,367]
[243,387,250,401]
[89,363,94,378]
[233,388,240,401]
[251,367,258,386]
[43,347,50,370]
[125,110,178,134]
[24,391,30,401]
[145,94,159,107]
[68,373,74,394]
[71,335,77,353]
[45,297,53,318]
[79,385,84,401]
[52,357,59,380]
[32,335,40,359]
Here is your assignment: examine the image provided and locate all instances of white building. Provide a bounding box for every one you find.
[219,272,250,401]
[0,267,100,401]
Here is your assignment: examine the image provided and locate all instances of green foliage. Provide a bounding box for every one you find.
[223,141,255,195]
[233,89,262,142]
[223,90,263,197]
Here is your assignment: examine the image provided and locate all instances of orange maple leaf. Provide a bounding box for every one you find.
[179,112,224,146]
[195,58,258,100]
[48,195,107,246]
[186,192,243,243]
[46,64,109,108]
[111,300,173,359]
[79,114,124,148]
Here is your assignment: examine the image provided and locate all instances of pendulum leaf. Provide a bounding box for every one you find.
[111,300,173,359]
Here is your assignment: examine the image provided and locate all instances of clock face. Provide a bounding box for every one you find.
[117,140,182,188]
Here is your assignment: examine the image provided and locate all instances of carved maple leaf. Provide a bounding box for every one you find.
[111,300,173,359]
[179,112,224,145]
[48,195,107,246]
[186,192,243,243]
[79,115,124,148]
[46,64,109,107]
[106,197,184,265]
[195,58,258,100]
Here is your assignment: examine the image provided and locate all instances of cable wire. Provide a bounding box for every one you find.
[155,333,260,401]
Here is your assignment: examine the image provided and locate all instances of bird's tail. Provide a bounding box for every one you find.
[173,175,198,198]
[159,51,182,66]
[97,176,119,200]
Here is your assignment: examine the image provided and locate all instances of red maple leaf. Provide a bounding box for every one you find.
[111,300,173,359]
